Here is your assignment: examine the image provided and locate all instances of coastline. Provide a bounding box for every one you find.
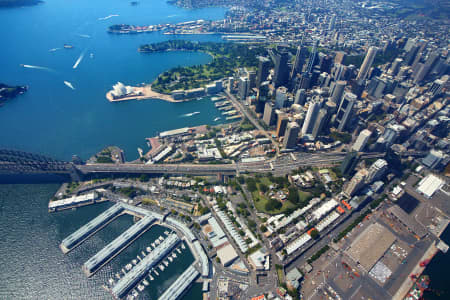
[106,85,183,103]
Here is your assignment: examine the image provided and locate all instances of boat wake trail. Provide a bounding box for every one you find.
[72,52,85,69]
[98,14,119,21]
[49,48,61,52]
[181,111,200,117]
[20,64,55,72]
[64,81,75,90]
[78,34,91,38]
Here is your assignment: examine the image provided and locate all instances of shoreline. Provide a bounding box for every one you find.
[106,85,185,103]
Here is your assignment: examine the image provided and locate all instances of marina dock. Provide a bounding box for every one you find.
[60,203,124,253]
[83,215,156,277]
[110,234,180,299]
[158,264,199,300]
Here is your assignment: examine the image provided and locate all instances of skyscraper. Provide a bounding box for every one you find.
[306,40,319,74]
[263,102,276,126]
[275,86,288,108]
[311,108,328,139]
[352,129,372,152]
[273,51,290,88]
[291,45,308,79]
[238,77,249,100]
[301,101,320,135]
[330,80,346,104]
[283,122,300,149]
[257,57,271,88]
[256,81,270,113]
[276,113,289,137]
[335,92,356,131]
[356,46,377,83]
[344,168,368,197]
[366,159,388,183]
[328,15,336,31]
[294,89,307,105]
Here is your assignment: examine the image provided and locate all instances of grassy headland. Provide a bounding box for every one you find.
[138,40,266,93]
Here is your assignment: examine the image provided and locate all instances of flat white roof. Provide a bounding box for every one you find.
[417,174,444,198]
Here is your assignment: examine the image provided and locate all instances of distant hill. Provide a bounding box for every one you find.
[0,0,43,7]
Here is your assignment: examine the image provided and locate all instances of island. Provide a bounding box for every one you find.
[139,40,265,94]
[0,83,27,105]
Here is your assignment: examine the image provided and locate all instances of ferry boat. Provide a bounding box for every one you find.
[63,44,74,49]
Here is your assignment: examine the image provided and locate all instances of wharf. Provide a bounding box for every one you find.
[158,264,200,300]
[48,192,100,212]
[83,215,156,277]
[60,203,125,253]
[226,115,242,121]
[214,100,230,107]
[110,234,180,299]
[218,105,233,111]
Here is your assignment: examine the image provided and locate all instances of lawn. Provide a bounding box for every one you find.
[252,191,296,215]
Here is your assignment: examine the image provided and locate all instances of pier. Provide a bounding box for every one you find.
[60,203,124,253]
[83,215,156,277]
[48,192,99,212]
[158,264,199,300]
[110,234,180,299]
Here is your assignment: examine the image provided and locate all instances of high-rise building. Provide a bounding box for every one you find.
[330,80,346,103]
[276,113,289,137]
[263,102,276,126]
[257,57,271,88]
[328,15,336,31]
[334,52,346,64]
[291,46,308,79]
[344,168,368,197]
[275,86,288,108]
[238,77,249,100]
[388,58,403,76]
[306,40,319,74]
[256,81,270,113]
[273,51,290,88]
[248,70,257,90]
[335,92,356,131]
[301,101,320,135]
[283,122,300,149]
[311,108,328,139]
[356,46,377,83]
[366,159,388,183]
[294,89,307,105]
[341,151,359,176]
[352,129,372,152]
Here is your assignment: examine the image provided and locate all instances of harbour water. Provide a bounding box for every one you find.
[0,183,201,299]
[0,0,227,161]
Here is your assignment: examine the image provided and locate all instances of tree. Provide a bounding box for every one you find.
[139,174,149,182]
[265,199,282,211]
[259,183,268,193]
[260,224,268,232]
[309,228,319,240]
[288,187,299,204]
[247,179,258,192]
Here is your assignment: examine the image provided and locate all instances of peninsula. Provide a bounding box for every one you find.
[139,40,265,94]
[0,83,27,104]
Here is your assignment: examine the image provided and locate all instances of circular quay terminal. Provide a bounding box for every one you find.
[0,0,449,300]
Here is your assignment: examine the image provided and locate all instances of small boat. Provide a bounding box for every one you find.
[64,44,74,49]
[154,269,159,276]
[168,257,173,262]
[176,248,181,254]
[141,251,146,257]
[137,284,145,291]
[115,273,121,279]
[159,236,164,241]
[137,255,142,261]
[163,260,169,267]
[132,259,138,265]
[181,244,186,250]
[164,231,169,235]
[132,289,138,297]
[143,279,149,286]
[214,117,221,121]
[159,265,165,271]
[155,240,160,245]
[149,275,154,281]
[108,278,115,286]
[125,264,132,271]
[122,268,126,275]
[172,253,177,258]
[146,246,152,253]
[151,242,156,248]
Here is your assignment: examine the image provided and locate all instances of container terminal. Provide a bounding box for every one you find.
[82,215,156,277]
[110,233,180,299]
[158,264,200,300]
